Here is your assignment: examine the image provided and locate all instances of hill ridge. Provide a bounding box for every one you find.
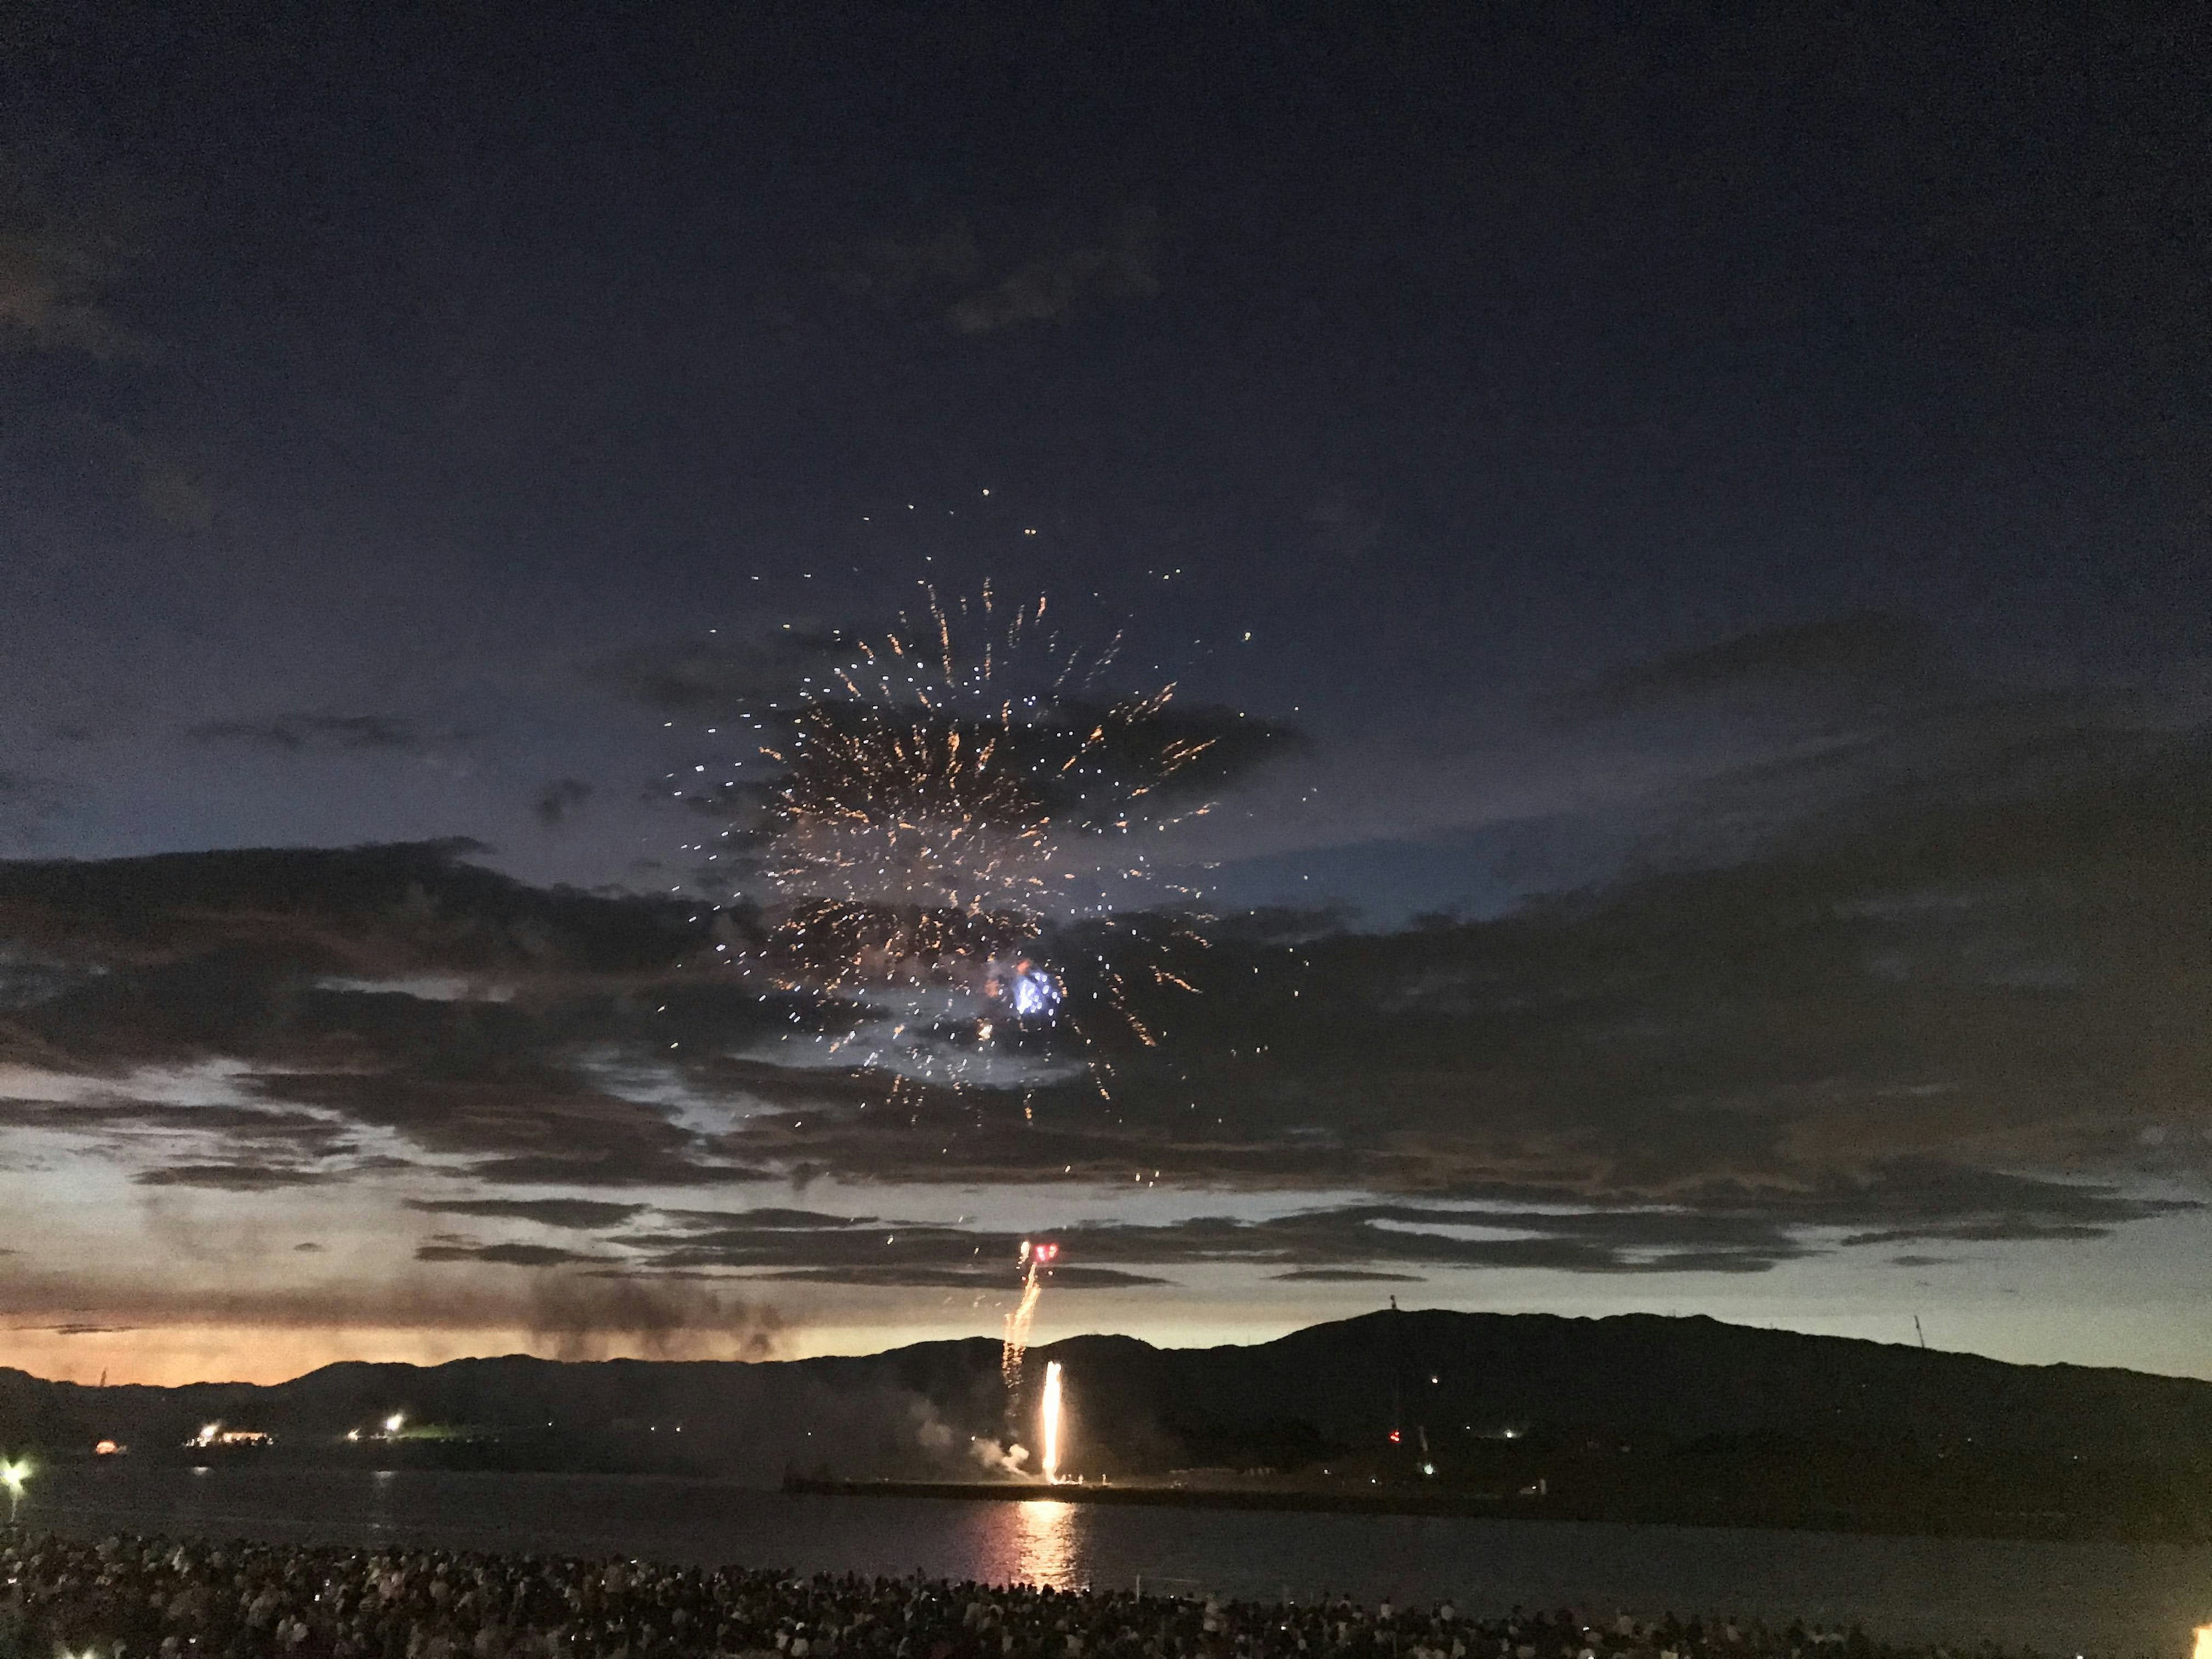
[8,1310,2212,1540]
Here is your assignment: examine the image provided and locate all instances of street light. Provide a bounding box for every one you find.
[1,1459,29,1522]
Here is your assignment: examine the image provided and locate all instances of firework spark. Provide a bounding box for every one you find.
[1002,1238,1057,1387]
[704,585,1268,1086]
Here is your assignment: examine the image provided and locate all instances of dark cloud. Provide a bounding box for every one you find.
[415,1241,616,1267]
[1055,1205,1807,1277]
[0,843,706,1123]
[463,1154,774,1190]
[695,1094,1359,1193]
[0,1099,354,1156]
[622,1202,1737,1280]
[1565,612,1944,720]
[533,778,594,827]
[601,1174,2188,1285]
[0,839,485,915]
[258,1066,704,1178]
[132,1163,329,1191]
[660,1206,877,1230]
[1775,1165,2195,1240]
[628,1217,1021,1276]
[1,710,2207,1274]
[1844,1222,2105,1246]
[186,715,426,753]
[745,1265,1169,1289]
[1030,723,2212,1201]
[1546,616,2207,900]
[1643,683,2193,872]
[408,1197,647,1230]
[0,840,630,973]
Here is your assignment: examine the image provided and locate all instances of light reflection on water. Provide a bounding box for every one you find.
[1009,1501,1076,1588]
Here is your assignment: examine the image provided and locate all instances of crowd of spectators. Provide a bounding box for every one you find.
[0,1528,2089,1659]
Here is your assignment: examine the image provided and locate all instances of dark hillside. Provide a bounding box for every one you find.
[7,1312,2210,1539]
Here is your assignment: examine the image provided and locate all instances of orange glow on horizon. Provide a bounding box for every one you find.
[3,1312,1115,1388]
[0,1323,836,1388]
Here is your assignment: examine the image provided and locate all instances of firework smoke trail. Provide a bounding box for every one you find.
[1040,1360,1064,1483]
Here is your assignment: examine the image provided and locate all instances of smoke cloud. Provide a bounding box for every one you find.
[530,1274,784,1361]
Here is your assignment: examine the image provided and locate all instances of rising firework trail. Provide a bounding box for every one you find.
[1002,1238,1057,1388]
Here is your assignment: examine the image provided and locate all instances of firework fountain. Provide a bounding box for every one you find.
[1040,1359,1064,1483]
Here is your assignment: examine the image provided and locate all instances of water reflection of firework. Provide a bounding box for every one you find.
[1040,1360,1064,1483]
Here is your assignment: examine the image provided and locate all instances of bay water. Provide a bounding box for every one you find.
[17,1464,2209,1652]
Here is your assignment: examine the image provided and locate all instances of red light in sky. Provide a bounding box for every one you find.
[1388,1430,1401,1443]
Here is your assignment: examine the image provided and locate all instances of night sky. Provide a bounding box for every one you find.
[4,3,2210,1385]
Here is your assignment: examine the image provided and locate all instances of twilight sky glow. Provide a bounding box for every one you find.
[3,5,2210,1385]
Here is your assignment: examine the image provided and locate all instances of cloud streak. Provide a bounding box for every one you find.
[134,1164,331,1191]
[0,662,2206,1311]
[186,715,429,753]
